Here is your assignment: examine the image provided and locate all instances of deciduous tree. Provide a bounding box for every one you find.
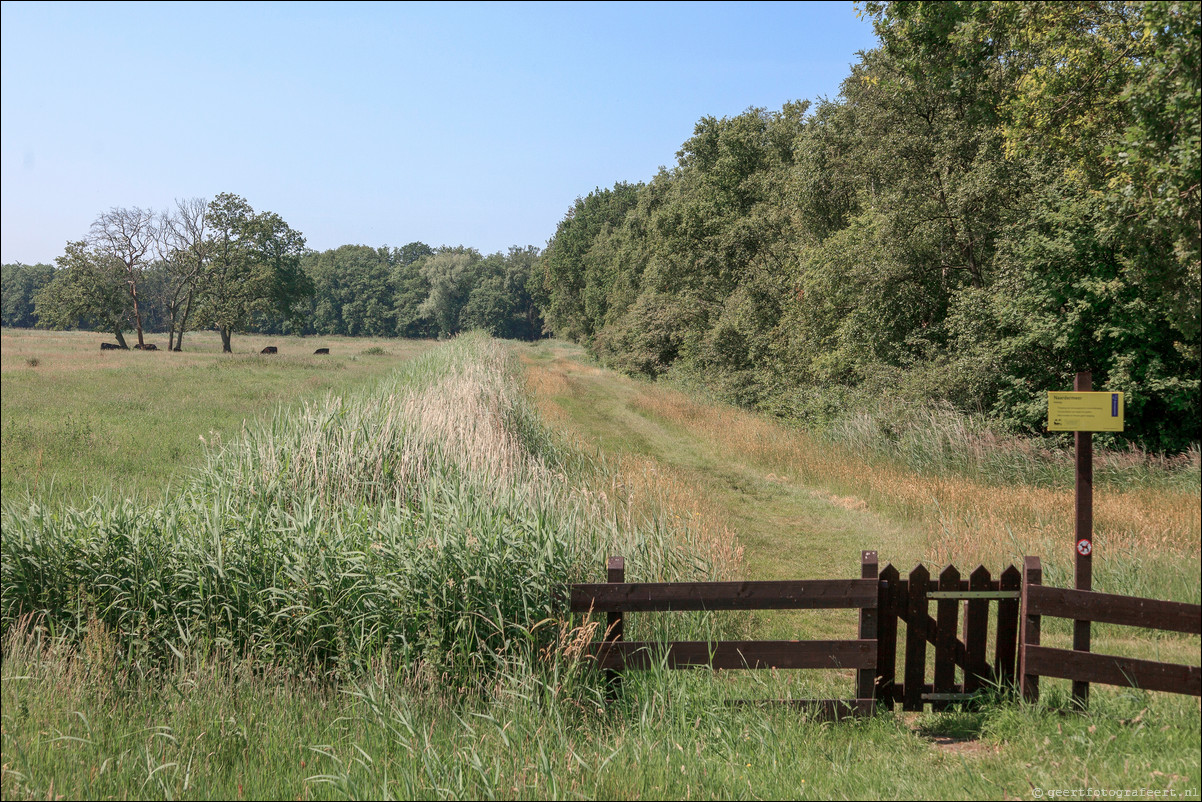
[89,206,159,347]
[198,193,311,352]
[34,242,132,346]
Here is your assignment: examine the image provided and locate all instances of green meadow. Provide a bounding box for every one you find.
[1,328,435,505]
[2,329,1198,800]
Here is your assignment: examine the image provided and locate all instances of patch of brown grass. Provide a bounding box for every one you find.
[625,381,1199,569]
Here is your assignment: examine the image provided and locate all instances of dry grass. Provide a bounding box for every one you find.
[522,341,1197,604]
[571,452,745,582]
[626,383,1200,567]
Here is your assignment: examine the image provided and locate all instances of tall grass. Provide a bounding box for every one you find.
[6,622,1197,801]
[1,334,739,685]
[824,399,1201,493]
[620,380,1200,603]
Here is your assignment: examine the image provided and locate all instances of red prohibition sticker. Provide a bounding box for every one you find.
[1076,539,1093,556]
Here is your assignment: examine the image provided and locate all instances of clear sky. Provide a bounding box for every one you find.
[1,1,878,265]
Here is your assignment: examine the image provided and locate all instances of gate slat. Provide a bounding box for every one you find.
[903,565,930,711]
[995,565,1021,686]
[963,566,991,696]
[933,565,961,710]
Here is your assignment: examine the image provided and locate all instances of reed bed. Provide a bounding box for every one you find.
[1,334,739,685]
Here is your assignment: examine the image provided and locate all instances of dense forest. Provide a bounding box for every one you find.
[540,1,1200,452]
[3,1,1197,451]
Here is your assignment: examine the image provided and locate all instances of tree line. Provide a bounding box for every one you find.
[300,243,543,341]
[2,196,545,349]
[537,1,1199,453]
[4,2,1196,452]
[5,194,309,352]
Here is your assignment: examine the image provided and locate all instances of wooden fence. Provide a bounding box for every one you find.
[1019,556,1202,700]
[568,553,880,720]
[569,552,1201,714]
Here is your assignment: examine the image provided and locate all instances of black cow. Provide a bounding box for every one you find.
[314,348,330,355]
[134,343,158,350]
[100,342,127,350]
[260,346,278,355]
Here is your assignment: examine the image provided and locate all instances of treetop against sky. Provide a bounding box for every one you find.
[0,1,876,265]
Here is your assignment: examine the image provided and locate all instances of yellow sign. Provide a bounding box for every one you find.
[1047,392,1125,432]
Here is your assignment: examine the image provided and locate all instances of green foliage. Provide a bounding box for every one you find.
[417,248,482,338]
[304,245,408,337]
[1,262,55,327]
[197,193,311,351]
[34,242,132,345]
[294,241,543,342]
[540,182,642,341]
[458,246,545,340]
[540,1,1200,453]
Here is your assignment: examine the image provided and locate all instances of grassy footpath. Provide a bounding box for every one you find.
[517,338,1200,699]
[1,328,435,505]
[2,333,1199,800]
[518,340,1199,601]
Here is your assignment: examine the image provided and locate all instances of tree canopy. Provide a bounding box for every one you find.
[538,0,1200,452]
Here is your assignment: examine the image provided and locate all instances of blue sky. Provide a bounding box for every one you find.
[1,1,878,264]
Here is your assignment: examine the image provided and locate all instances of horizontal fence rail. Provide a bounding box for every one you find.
[1019,559,1202,700]
[1022,645,1201,696]
[569,552,880,721]
[591,639,877,671]
[1025,585,1202,635]
[570,579,878,613]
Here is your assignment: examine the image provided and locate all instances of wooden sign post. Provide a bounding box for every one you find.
[1071,371,1093,709]
[1047,373,1125,709]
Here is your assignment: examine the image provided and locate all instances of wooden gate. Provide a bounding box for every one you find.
[569,552,1200,714]
[870,561,1022,711]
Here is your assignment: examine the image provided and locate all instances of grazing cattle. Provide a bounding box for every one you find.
[260,346,278,355]
[314,348,330,355]
[100,342,126,350]
[134,343,158,350]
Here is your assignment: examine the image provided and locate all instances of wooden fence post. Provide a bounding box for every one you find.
[1072,375,1094,709]
[605,555,625,700]
[1019,556,1043,703]
[858,551,879,702]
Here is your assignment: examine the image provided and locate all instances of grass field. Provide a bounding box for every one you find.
[1,328,435,505]
[2,330,1198,800]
